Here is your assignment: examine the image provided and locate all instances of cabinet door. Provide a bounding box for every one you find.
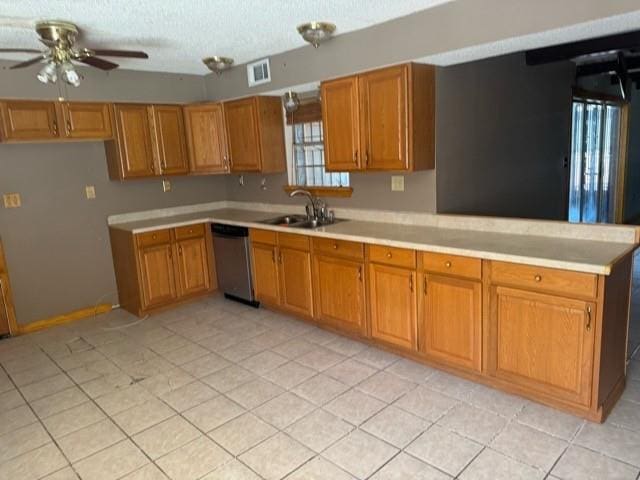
[279,247,313,317]
[312,255,366,334]
[369,263,417,350]
[321,76,362,171]
[489,286,595,406]
[138,243,178,309]
[152,105,189,175]
[359,65,407,170]
[184,103,229,174]
[0,100,59,141]
[224,98,261,172]
[0,277,10,336]
[420,274,481,371]
[175,236,211,297]
[251,243,280,305]
[60,102,113,139]
[113,104,156,178]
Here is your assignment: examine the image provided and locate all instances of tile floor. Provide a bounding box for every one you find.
[0,295,639,480]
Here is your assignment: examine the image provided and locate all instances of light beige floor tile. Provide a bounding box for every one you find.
[226,378,284,409]
[292,373,350,405]
[95,384,154,416]
[394,385,459,421]
[271,338,317,359]
[323,429,399,479]
[42,401,105,438]
[201,460,261,480]
[621,380,640,404]
[208,412,276,455]
[0,388,25,411]
[325,358,378,386]
[112,399,175,435]
[607,399,640,432]
[425,372,479,401]
[490,422,567,471]
[384,358,436,384]
[73,439,148,480]
[325,389,386,425]
[9,362,61,387]
[297,346,346,371]
[179,353,230,378]
[324,336,367,357]
[370,452,452,480]
[160,381,218,412]
[0,404,37,436]
[56,350,106,371]
[288,456,355,479]
[196,331,242,352]
[285,408,353,453]
[262,361,316,389]
[42,467,80,479]
[516,402,584,440]
[460,448,544,480]
[575,422,640,467]
[466,384,527,418]
[121,463,169,479]
[406,425,483,477]
[57,418,125,462]
[162,343,209,366]
[80,372,134,399]
[353,347,400,369]
[250,329,296,349]
[156,436,231,480]
[132,415,200,459]
[19,373,73,402]
[30,387,88,419]
[239,432,314,480]
[183,395,245,432]
[0,422,52,464]
[138,367,194,396]
[362,405,429,448]
[66,359,120,384]
[438,403,507,444]
[0,443,68,480]
[253,392,316,429]
[301,328,341,346]
[357,371,416,403]
[551,445,639,480]
[218,339,266,362]
[147,335,190,355]
[201,365,256,393]
[240,350,289,375]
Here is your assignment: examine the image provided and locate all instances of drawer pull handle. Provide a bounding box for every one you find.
[189,229,193,233]
[152,234,157,240]
[445,261,452,268]
[386,252,392,259]
[586,306,592,331]
[409,275,414,292]
[66,121,72,133]
[178,246,183,256]
[271,250,276,263]
[333,243,338,250]
[423,276,427,295]
[357,266,362,281]
[534,275,542,282]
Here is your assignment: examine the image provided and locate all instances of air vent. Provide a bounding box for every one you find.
[247,58,271,87]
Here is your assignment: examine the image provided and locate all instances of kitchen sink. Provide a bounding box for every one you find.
[259,214,345,229]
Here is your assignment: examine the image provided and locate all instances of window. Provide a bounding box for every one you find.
[292,121,349,188]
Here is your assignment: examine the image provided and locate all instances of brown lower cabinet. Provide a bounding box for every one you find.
[109,223,215,316]
[245,229,632,422]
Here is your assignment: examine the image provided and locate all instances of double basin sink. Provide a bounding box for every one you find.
[259,214,344,229]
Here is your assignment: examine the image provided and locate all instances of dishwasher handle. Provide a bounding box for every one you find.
[212,223,249,238]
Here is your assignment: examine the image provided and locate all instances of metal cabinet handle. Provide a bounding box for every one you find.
[66,120,72,133]
[278,252,283,264]
[333,243,338,250]
[178,246,183,256]
[357,266,362,281]
[271,249,276,263]
[586,306,592,331]
[365,151,369,166]
[52,121,58,136]
[534,274,542,282]
[409,275,414,292]
[386,252,392,259]
[353,150,358,165]
[423,276,427,295]
[445,261,452,268]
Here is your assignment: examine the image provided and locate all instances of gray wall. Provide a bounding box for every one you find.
[0,63,224,325]
[436,54,575,219]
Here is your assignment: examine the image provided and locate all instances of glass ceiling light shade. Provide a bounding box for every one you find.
[297,22,336,48]
[202,56,234,74]
[60,61,81,87]
[283,91,300,113]
[36,62,57,84]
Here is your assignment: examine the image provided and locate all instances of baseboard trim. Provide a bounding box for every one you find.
[18,303,113,335]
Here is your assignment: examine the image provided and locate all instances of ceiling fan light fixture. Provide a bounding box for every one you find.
[297,22,336,48]
[36,62,57,84]
[283,91,300,112]
[61,61,81,87]
[203,56,234,74]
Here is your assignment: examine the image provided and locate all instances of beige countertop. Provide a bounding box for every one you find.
[109,208,638,275]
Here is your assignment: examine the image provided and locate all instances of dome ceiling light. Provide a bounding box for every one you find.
[297,22,336,48]
[203,56,234,75]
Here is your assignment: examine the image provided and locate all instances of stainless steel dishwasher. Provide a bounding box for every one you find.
[211,224,259,306]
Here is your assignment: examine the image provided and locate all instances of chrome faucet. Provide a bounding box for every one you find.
[289,189,326,221]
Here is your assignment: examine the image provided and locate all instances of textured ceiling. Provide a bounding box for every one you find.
[0,0,452,74]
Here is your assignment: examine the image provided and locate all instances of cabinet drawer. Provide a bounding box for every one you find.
[368,244,416,268]
[313,237,364,259]
[175,224,205,240]
[249,229,278,245]
[421,252,481,280]
[278,232,310,251]
[136,229,171,247]
[490,261,598,299]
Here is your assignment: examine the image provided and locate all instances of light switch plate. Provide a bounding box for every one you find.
[391,176,405,192]
[85,185,96,199]
[162,179,172,192]
[3,193,21,208]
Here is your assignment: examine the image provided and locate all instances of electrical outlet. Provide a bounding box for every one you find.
[3,193,21,208]
[391,176,405,192]
[85,185,96,199]
[162,179,172,192]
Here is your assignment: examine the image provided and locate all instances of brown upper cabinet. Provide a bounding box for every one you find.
[223,96,286,173]
[321,63,435,172]
[106,103,189,179]
[0,100,112,142]
[184,103,230,174]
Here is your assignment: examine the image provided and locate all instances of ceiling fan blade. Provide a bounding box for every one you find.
[0,48,42,53]
[79,55,119,71]
[9,55,46,69]
[90,49,148,58]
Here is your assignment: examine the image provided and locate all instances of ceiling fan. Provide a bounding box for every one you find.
[0,20,149,87]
